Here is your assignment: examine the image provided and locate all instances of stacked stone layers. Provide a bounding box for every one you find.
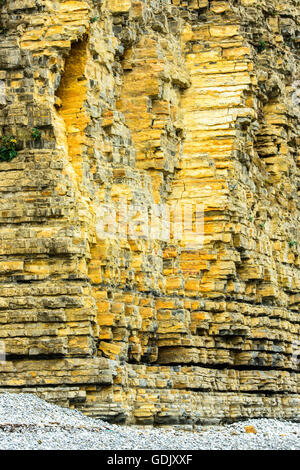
[0,0,299,424]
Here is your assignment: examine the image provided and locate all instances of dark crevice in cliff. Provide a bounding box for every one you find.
[150,361,300,374]
[3,354,92,360]
[0,383,297,397]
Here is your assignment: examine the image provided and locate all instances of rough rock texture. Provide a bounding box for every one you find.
[0,0,299,425]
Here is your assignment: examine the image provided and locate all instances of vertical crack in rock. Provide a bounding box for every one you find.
[55,39,89,181]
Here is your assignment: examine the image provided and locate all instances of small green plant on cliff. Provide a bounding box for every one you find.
[257,40,266,53]
[0,136,18,162]
[288,240,298,248]
[90,16,99,23]
[31,128,41,140]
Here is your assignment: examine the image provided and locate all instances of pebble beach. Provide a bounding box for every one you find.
[0,393,298,450]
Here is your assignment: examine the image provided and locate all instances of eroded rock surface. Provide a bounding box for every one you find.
[0,0,299,424]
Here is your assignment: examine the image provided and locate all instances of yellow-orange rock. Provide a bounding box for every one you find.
[0,0,298,425]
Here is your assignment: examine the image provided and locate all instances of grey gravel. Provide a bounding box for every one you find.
[0,392,299,450]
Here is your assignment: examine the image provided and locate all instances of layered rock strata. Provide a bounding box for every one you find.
[0,0,299,424]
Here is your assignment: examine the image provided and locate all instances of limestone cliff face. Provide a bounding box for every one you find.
[0,0,299,424]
